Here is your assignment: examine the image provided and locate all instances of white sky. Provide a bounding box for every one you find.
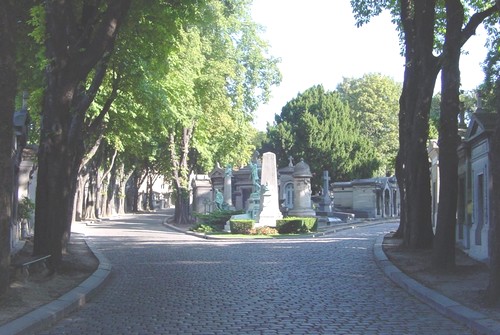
[251,0,489,131]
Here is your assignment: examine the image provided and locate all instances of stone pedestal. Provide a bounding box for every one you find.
[247,192,261,219]
[288,159,316,217]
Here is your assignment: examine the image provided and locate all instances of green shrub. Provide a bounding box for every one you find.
[301,217,318,232]
[276,217,317,234]
[192,223,215,233]
[252,226,278,235]
[276,219,302,234]
[229,219,254,234]
[193,210,244,231]
[18,197,35,221]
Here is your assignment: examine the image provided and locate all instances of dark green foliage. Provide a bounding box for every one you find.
[17,196,35,221]
[276,217,317,234]
[263,85,380,192]
[193,210,244,231]
[191,224,215,233]
[229,219,254,234]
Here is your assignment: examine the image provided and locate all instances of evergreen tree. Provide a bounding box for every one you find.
[265,85,380,192]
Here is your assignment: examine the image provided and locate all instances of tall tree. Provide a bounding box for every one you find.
[337,73,401,175]
[487,80,500,305]
[433,0,498,269]
[33,1,131,269]
[397,0,438,249]
[350,0,498,251]
[433,1,498,269]
[265,85,380,191]
[0,0,17,296]
[483,15,500,305]
[352,0,439,248]
[161,1,280,225]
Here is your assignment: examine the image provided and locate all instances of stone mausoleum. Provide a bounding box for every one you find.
[332,177,400,219]
[190,152,400,222]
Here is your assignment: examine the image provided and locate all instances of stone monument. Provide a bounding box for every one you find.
[224,164,234,209]
[288,158,316,217]
[246,160,261,219]
[316,171,333,214]
[255,152,282,227]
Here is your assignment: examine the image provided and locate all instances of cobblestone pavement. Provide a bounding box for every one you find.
[37,212,472,335]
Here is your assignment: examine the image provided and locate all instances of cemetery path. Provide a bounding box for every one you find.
[12,211,477,335]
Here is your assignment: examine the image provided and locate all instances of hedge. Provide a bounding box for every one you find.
[229,219,254,234]
[276,217,317,234]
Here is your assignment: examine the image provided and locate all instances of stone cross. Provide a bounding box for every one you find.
[318,170,332,212]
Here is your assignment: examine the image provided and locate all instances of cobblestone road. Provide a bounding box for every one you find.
[37,211,472,335]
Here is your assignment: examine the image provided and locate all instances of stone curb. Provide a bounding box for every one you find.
[162,217,399,240]
[374,234,500,335]
[0,238,112,335]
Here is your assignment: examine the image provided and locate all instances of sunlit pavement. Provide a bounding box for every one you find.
[36,210,472,335]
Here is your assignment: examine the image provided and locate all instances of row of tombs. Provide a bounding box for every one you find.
[190,152,400,224]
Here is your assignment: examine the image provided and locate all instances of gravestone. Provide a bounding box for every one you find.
[255,152,282,227]
[317,170,333,213]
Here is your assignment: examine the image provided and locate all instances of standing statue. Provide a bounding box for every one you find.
[215,189,224,210]
[225,164,233,177]
[250,162,260,193]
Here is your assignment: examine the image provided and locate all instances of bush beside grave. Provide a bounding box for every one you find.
[192,210,244,232]
[276,217,318,234]
[229,219,254,234]
[251,226,278,235]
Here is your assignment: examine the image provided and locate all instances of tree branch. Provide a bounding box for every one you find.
[75,0,131,79]
[87,69,120,135]
[79,133,104,174]
[460,5,499,48]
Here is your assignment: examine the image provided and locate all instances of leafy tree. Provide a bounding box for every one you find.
[265,85,380,192]
[433,1,498,269]
[160,1,280,225]
[430,91,477,139]
[337,73,401,175]
[33,0,131,269]
[0,0,17,296]
[482,18,500,305]
[350,1,499,255]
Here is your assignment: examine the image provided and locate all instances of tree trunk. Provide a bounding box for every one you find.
[128,170,141,212]
[74,172,89,222]
[84,165,98,220]
[175,187,191,225]
[432,0,463,269]
[393,123,406,239]
[170,126,194,225]
[33,1,130,269]
[398,0,438,249]
[105,163,118,217]
[0,0,16,295]
[486,82,500,306]
[118,164,132,214]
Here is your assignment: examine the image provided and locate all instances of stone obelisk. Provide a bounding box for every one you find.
[256,152,282,227]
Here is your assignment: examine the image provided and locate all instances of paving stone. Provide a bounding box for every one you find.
[36,214,472,335]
